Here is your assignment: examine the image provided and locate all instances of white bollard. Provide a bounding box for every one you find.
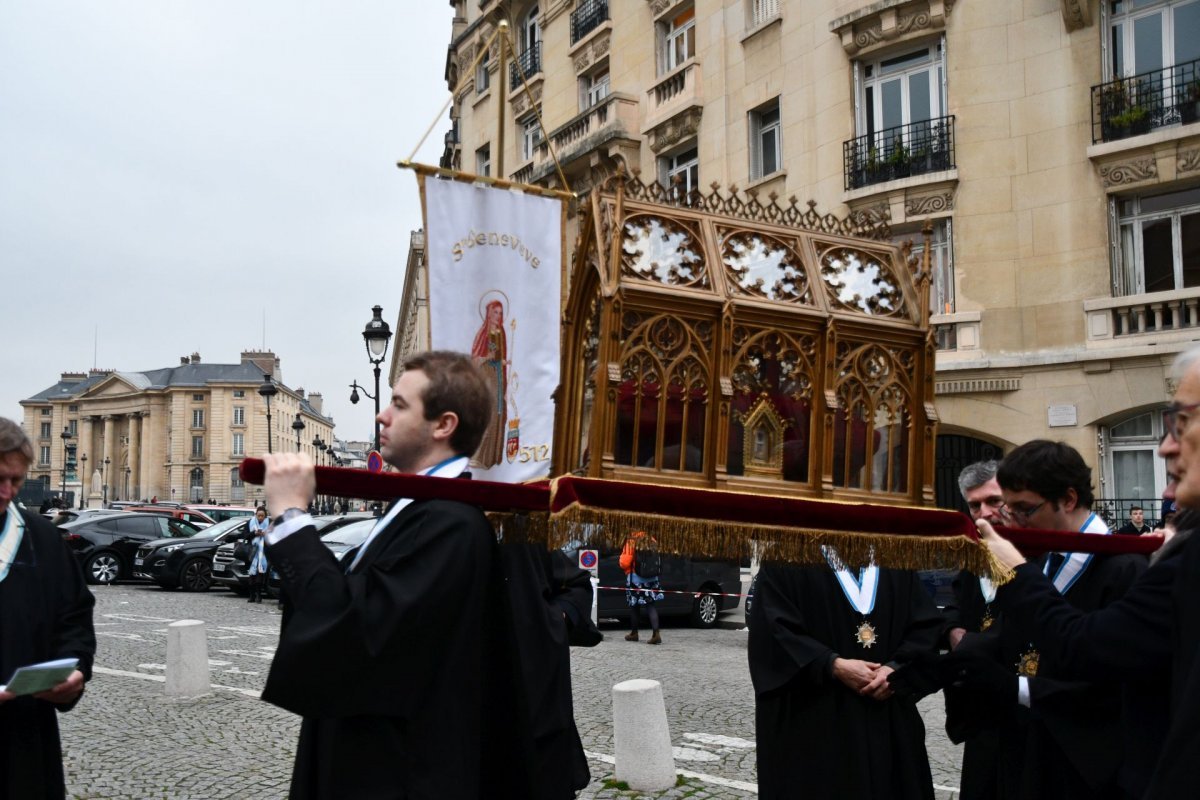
[612,678,676,790]
[165,619,210,696]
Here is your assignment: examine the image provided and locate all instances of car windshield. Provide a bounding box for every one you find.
[190,517,247,540]
[320,519,375,546]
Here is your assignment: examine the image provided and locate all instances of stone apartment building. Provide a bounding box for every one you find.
[398,0,1200,518]
[20,351,334,507]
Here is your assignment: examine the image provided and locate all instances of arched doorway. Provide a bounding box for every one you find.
[935,433,1004,514]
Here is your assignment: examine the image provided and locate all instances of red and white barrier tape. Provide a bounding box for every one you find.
[596,584,749,599]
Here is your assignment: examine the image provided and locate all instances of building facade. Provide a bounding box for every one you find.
[20,351,335,508]
[409,0,1200,520]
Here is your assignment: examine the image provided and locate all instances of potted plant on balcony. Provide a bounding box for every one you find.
[854,147,880,188]
[886,144,910,179]
[1181,79,1200,125]
[1101,78,1153,140]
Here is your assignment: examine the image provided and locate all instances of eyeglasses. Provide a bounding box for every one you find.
[1007,499,1047,522]
[1163,399,1200,442]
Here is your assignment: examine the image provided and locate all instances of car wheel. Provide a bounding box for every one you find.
[690,585,721,628]
[85,552,122,585]
[179,558,213,592]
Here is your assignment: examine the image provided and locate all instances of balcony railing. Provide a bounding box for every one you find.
[1094,497,1169,530]
[1084,287,1200,342]
[843,115,955,191]
[1091,58,1200,144]
[510,41,542,90]
[571,0,608,44]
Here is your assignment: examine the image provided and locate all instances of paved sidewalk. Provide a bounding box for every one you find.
[60,585,962,799]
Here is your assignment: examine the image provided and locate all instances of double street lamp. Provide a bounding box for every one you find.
[258,373,278,454]
[292,412,305,453]
[349,305,393,452]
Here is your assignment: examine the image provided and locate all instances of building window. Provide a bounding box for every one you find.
[891,219,955,316]
[582,67,610,111]
[1109,0,1200,79]
[192,436,204,458]
[749,99,782,180]
[40,422,52,439]
[192,409,205,428]
[1102,409,1168,522]
[41,408,51,416]
[233,406,245,426]
[477,144,491,177]
[520,115,542,162]
[68,419,77,436]
[39,446,51,465]
[857,42,946,155]
[230,468,245,502]
[476,47,491,94]
[232,390,245,398]
[190,468,204,502]
[68,404,78,412]
[662,6,696,73]
[749,0,780,27]
[662,144,700,199]
[1115,185,1200,294]
[192,393,205,402]
[232,432,244,456]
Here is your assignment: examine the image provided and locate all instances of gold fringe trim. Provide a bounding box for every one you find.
[547,502,1015,584]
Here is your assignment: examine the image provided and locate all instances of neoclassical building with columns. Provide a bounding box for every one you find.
[20,350,334,507]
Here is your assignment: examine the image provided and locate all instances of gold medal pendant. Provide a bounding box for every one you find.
[980,607,994,631]
[855,620,877,649]
[1016,647,1040,677]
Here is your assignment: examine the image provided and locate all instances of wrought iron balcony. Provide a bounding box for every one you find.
[509,41,542,90]
[1091,58,1200,144]
[843,115,955,191]
[571,0,608,44]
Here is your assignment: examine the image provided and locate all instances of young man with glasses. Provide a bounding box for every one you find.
[972,346,1200,799]
[946,440,1145,800]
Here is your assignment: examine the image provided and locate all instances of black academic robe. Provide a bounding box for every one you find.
[944,572,1002,800]
[951,552,1145,800]
[1145,531,1200,798]
[496,544,599,799]
[748,562,943,800]
[0,509,96,799]
[262,499,535,800]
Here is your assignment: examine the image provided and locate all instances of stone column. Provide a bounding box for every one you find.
[143,405,161,502]
[128,413,142,501]
[102,415,115,503]
[80,416,95,505]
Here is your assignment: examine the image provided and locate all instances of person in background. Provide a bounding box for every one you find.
[1116,505,1152,535]
[620,530,663,645]
[246,506,269,604]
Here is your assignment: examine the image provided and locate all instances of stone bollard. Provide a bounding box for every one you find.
[612,679,676,790]
[165,619,210,696]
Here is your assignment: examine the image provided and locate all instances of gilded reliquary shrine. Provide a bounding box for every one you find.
[554,173,938,507]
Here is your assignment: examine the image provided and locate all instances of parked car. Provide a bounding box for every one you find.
[319,518,377,565]
[183,504,258,523]
[133,517,252,591]
[211,514,371,594]
[60,513,202,584]
[46,508,125,526]
[124,505,216,528]
[564,544,740,628]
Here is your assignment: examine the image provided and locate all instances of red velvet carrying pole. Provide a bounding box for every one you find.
[238,458,1163,557]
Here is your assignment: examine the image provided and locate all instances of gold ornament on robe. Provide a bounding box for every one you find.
[855,620,877,649]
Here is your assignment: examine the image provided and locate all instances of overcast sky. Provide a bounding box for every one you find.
[1,1,455,443]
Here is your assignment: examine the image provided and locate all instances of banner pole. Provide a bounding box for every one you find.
[497,20,508,178]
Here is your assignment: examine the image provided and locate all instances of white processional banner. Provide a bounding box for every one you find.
[424,177,562,482]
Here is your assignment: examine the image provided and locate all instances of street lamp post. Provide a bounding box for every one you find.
[124,467,131,502]
[292,413,305,453]
[79,454,88,509]
[59,427,73,503]
[351,305,393,453]
[102,456,111,506]
[258,373,278,454]
[312,436,326,510]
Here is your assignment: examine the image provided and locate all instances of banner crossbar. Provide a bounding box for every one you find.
[398,160,575,201]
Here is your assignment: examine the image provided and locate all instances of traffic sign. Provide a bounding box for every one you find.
[366,451,384,473]
[579,549,598,571]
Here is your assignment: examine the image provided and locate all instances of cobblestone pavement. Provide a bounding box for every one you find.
[62,584,962,799]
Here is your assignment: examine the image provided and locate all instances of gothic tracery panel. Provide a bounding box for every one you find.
[621,215,709,289]
[818,245,905,317]
[831,341,916,493]
[719,229,814,304]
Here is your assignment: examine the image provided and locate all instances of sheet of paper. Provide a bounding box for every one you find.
[1,657,79,696]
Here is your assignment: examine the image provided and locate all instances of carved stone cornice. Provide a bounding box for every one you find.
[647,0,684,22]
[512,83,544,117]
[905,190,954,216]
[830,0,954,56]
[1060,0,1092,32]
[646,106,703,154]
[1179,148,1200,174]
[1099,156,1158,187]
[572,27,612,74]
